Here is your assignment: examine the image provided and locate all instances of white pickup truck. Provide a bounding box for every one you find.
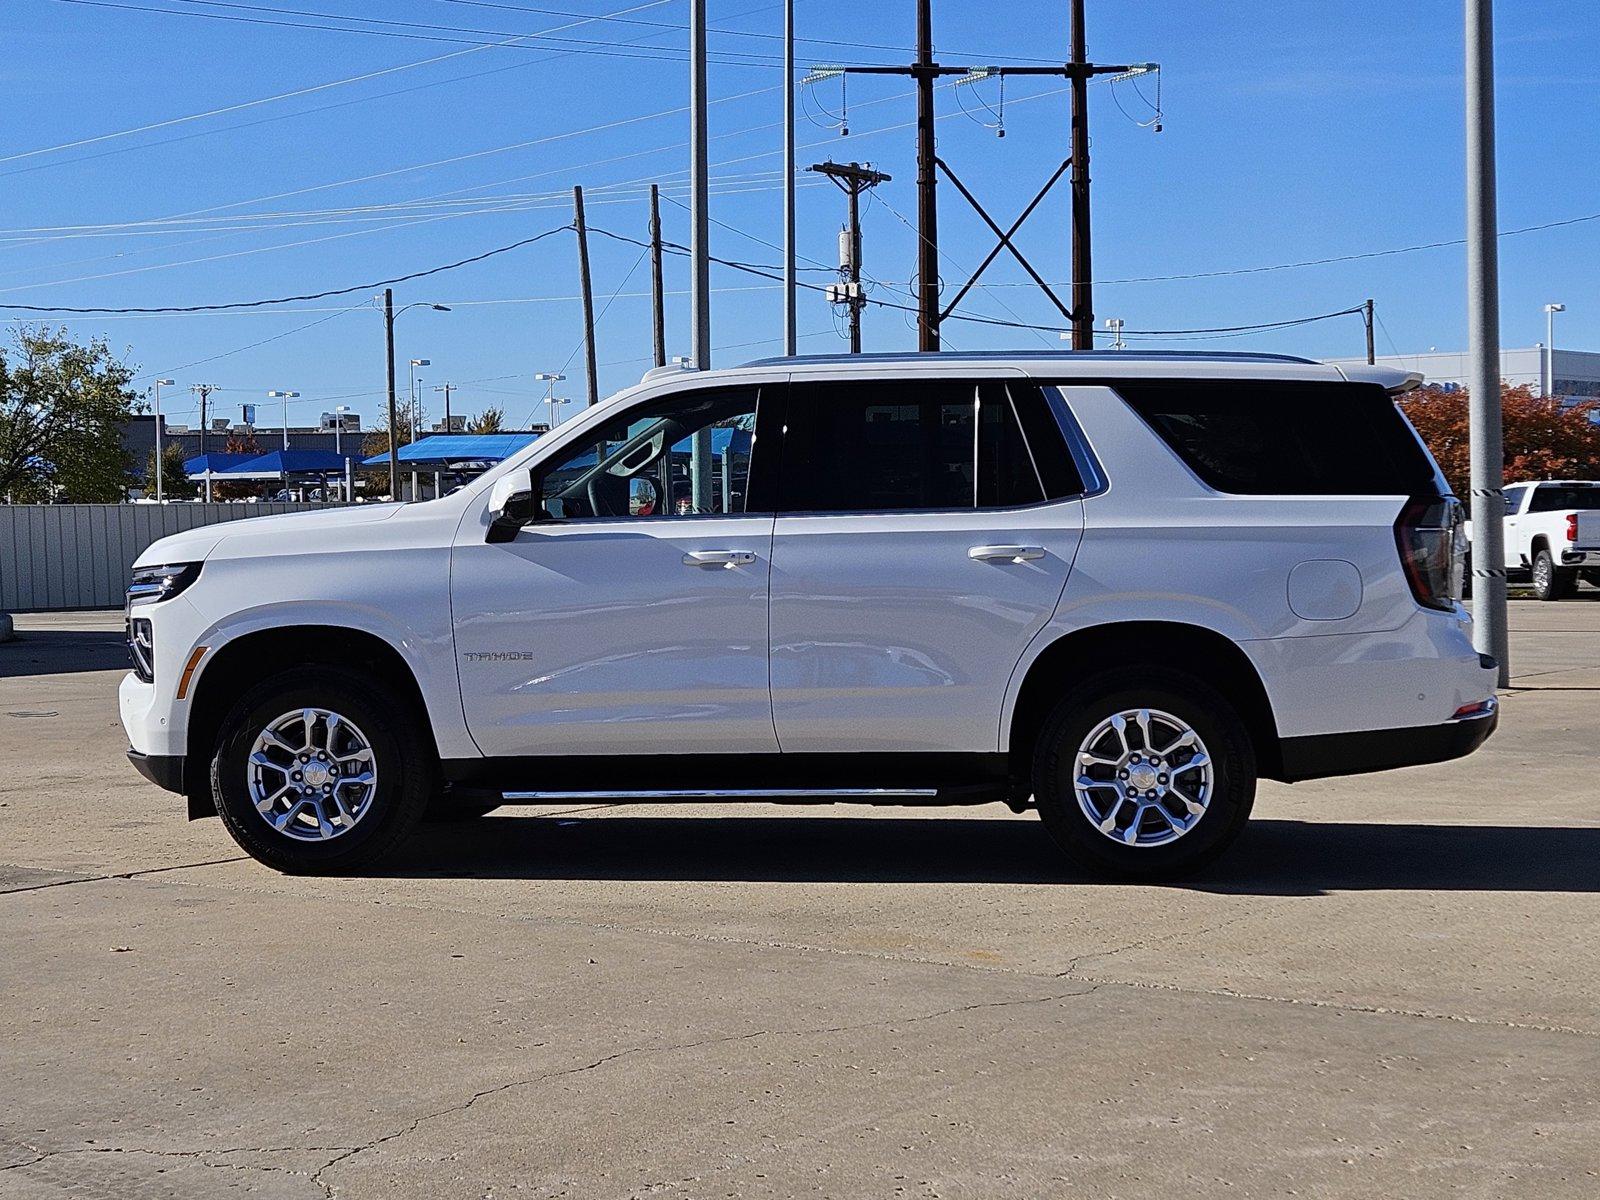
[1475,481,1600,600]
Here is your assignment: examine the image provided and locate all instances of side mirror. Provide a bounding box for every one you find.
[486,472,537,544]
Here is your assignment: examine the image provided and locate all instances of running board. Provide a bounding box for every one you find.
[501,787,938,802]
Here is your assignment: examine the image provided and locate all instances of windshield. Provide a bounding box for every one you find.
[1528,485,1600,513]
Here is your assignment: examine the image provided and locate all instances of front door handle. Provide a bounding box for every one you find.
[968,545,1046,563]
[683,549,757,568]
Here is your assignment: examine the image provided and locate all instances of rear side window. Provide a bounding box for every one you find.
[779,379,1082,514]
[1115,380,1445,496]
[1527,485,1600,513]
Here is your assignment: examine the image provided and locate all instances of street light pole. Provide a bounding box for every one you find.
[1465,0,1509,687]
[534,372,566,427]
[379,297,450,501]
[151,378,174,501]
[1544,303,1566,397]
[267,390,299,451]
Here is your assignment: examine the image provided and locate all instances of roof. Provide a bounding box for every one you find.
[741,350,1321,368]
[359,432,539,468]
[221,449,358,477]
[181,452,260,479]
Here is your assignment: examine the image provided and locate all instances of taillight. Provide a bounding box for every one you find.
[1567,514,1579,543]
[1395,496,1464,611]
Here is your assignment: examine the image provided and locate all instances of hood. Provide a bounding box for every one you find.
[132,503,407,569]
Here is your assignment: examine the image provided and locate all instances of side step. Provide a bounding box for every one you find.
[503,788,937,801]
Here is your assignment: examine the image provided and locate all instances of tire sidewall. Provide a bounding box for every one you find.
[1533,551,1555,600]
[1032,669,1256,879]
[211,668,432,873]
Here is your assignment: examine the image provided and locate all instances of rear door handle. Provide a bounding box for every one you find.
[969,545,1045,563]
[683,549,757,568]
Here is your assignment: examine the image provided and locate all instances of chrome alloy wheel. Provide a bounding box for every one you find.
[247,708,378,842]
[1074,708,1214,848]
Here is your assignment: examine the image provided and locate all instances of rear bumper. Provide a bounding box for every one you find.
[1276,711,1497,783]
[128,749,186,794]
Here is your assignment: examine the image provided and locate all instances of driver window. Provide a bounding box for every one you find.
[539,387,759,521]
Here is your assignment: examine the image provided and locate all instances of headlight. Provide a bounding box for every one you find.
[127,561,202,608]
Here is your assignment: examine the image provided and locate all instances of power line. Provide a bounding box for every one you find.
[0,225,570,313]
[8,0,675,166]
[52,0,800,66]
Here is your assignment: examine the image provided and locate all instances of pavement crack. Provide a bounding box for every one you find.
[1060,973,1600,1039]
[307,985,1099,1195]
[0,855,249,896]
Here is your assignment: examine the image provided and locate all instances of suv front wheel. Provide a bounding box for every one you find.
[210,667,433,873]
[1032,668,1256,879]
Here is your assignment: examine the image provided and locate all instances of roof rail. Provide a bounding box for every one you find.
[740,349,1320,368]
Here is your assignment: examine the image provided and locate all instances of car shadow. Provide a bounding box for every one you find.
[0,630,128,678]
[384,814,1600,895]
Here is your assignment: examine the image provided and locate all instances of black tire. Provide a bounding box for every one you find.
[424,788,502,823]
[1532,549,1574,601]
[1032,668,1256,880]
[209,666,434,873]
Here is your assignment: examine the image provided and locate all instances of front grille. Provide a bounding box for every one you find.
[128,617,154,683]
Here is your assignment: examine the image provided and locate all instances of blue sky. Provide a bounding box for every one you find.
[3,0,1595,431]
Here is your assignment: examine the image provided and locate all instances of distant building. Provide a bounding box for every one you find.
[1326,346,1600,403]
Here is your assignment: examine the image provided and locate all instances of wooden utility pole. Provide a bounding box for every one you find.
[809,161,892,353]
[913,0,939,349]
[650,184,666,368]
[1068,0,1093,348]
[383,288,399,500]
[573,185,599,407]
[1363,298,1376,364]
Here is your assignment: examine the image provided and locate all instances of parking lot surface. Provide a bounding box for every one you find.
[3,601,1599,1198]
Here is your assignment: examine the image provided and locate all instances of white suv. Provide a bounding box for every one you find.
[120,352,1499,878]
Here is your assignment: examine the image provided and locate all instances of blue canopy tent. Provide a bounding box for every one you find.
[216,449,362,501]
[359,433,540,470]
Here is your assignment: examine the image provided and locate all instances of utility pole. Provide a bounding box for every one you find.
[190,383,216,458]
[782,0,797,355]
[913,0,938,350]
[841,1,1146,351]
[689,0,711,371]
[1363,298,1376,365]
[650,184,667,368]
[1465,0,1509,687]
[434,382,454,431]
[809,161,892,353]
[384,289,399,500]
[573,185,600,407]
[1067,0,1093,348]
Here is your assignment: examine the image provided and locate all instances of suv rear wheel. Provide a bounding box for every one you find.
[209,667,433,873]
[1031,668,1256,879]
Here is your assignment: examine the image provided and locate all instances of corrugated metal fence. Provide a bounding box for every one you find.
[0,503,347,612]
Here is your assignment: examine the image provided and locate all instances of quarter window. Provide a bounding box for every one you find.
[538,387,762,520]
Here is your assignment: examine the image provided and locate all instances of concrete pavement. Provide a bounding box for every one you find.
[2,600,1598,1198]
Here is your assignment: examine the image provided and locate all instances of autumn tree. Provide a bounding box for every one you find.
[144,442,198,500]
[1399,383,1600,506]
[467,405,505,434]
[0,327,139,502]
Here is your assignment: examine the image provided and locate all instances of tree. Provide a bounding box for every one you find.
[1400,383,1600,504]
[211,431,265,500]
[0,327,139,502]
[467,405,505,434]
[360,406,419,495]
[144,442,197,500]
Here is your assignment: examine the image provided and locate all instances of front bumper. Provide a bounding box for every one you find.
[128,749,185,794]
[1276,709,1498,783]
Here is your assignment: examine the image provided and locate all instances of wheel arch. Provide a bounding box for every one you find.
[1004,621,1283,785]
[183,625,438,817]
